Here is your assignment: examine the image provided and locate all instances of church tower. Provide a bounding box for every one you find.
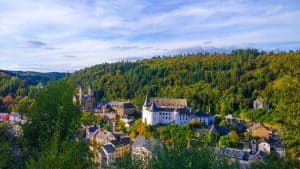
[88,84,93,97]
[79,84,84,105]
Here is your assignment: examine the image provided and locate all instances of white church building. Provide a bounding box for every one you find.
[142,96,215,126]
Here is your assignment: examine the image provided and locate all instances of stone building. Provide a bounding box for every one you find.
[142,95,194,126]
[73,84,94,111]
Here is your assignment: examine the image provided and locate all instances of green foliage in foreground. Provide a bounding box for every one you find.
[108,147,239,169]
[19,80,93,169]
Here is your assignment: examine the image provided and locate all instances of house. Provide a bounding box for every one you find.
[249,151,268,162]
[193,111,215,126]
[253,98,269,110]
[132,136,160,159]
[100,143,116,165]
[208,124,230,135]
[0,113,9,122]
[267,135,285,157]
[95,101,137,119]
[216,147,249,161]
[92,130,116,146]
[99,135,131,166]
[248,122,270,139]
[86,125,100,140]
[121,115,135,128]
[253,99,263,109]
[110,135,131,158]
[142,96,195,126]
[225,114,247,133]
[258,139,271,154]
[108,101,137,116]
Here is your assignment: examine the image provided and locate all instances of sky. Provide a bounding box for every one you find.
[0,0,299,72]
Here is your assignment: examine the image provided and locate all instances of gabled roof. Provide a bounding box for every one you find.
[209,125,230,135]
[217,148,248,160]
[196,111,214,117]
[109,101,136,109]
[149,98,188,107]
[111,136,131,148]
[249,122,269,131]
[88,125,99,133]
[103,144,115,154]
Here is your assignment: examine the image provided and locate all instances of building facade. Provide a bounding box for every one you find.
[73,84,94,111]
[142,96,194,126]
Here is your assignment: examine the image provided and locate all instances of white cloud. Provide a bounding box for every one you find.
[0,0,299,72]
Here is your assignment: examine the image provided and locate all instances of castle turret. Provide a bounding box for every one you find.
[143,95,149,107]
[149,102,157,112]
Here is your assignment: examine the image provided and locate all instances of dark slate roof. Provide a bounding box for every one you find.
[217,148,248,160]
[216,125,230,135]
[196,111,214,117]
[149,102,158,111]
[103,144,115,153]
[123,103,136,109]
[88,125,99,133]
[109,101,136,109]
[209,125,230,135]
[111,136,131,147]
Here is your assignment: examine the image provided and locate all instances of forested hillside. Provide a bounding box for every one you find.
[69,49,300,157]
[0,70,66,112]
[1,70,67,85]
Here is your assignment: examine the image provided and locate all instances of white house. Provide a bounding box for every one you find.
[258,140,271,154]
[194,111,215,125]
[142,96,193,126]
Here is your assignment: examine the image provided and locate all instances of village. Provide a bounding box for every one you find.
[75,84,286,167]
[0,84,286,168]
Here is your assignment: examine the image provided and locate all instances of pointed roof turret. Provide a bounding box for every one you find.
[149,102,158,112]
[143,95,150,107]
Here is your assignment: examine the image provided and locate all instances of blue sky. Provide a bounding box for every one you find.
[0,0,299,72]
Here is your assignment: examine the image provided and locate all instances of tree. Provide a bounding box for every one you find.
[80,111,96,125]
[21,80,93,168]
[190,118,203,129]
[0,124,14,168]
[14,96,34,116]
[219,133,239,148]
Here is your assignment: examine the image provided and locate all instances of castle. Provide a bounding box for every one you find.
[73,84,94,111]
[142,95,194,126]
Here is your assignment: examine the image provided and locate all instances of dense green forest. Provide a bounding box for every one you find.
[0,70,66,112]
[68,49,300,158]
[3,70,67,85]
